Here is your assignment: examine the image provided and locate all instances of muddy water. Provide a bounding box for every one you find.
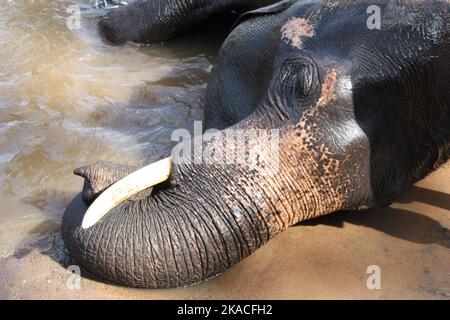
[0,1,449,300]
[0,1,221,258]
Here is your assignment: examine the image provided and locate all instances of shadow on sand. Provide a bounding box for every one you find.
[298,185,450,249]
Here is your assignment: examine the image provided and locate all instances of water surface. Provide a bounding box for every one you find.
[0,0,220,258]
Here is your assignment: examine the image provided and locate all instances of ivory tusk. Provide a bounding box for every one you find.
[81,157,172,229]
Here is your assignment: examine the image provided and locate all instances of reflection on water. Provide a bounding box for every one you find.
[0,0,221,258]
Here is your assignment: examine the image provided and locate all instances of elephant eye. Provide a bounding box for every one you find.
[280,59,316,103]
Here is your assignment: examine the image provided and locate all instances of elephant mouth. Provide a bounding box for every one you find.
[80,157,172,229]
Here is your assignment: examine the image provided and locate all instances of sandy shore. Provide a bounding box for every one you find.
[1,163,448,300]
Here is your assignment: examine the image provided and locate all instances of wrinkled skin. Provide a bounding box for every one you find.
[98,0,277,43]
[62,0,450,288]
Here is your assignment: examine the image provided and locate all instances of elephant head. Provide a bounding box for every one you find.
[62,0,450,288]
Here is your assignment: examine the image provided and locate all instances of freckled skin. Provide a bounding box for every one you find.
[315,69,338,108]
[63,0,450,288]
[281,17,315,49]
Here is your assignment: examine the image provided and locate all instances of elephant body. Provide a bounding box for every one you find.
[63,0,450,288]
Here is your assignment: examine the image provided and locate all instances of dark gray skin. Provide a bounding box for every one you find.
[98,0,277,43]
[62,0,450,288]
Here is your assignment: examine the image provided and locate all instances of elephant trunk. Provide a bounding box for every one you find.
[62,107,367,288]
[62,185,267,288]
[62,123,303,288]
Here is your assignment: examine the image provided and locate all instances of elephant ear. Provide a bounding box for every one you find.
[231,0,296,30]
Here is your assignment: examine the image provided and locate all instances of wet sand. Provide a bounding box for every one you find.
[1,163,448,300]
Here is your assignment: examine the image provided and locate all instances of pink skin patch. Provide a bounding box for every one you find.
[281,17,315,49]
[316,69,338,108]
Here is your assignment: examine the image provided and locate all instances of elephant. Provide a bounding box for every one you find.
[62,0,450,289]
